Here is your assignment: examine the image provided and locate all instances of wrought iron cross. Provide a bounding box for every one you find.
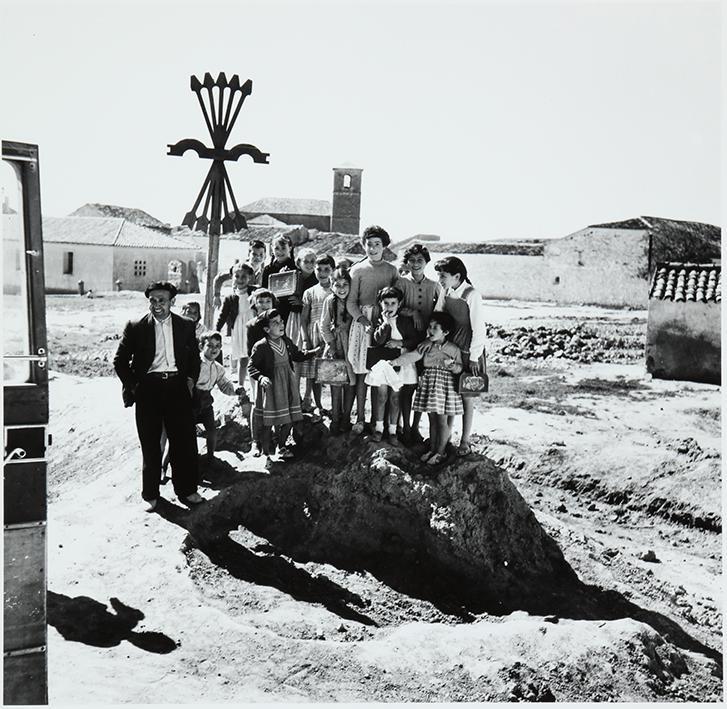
[168,72,269,325]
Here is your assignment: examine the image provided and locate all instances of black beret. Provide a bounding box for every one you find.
[144,281,178,299]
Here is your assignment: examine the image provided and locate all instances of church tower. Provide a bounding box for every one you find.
[331,166,362,234]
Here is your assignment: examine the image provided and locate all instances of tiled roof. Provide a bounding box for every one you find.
[649,263,721,303]
[43,216,202,250]
[241,197,331,216]
[69,203,167,228]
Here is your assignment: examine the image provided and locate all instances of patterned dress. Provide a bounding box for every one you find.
[295,282,331,378]
[413,340,464,416]
[254,338,303,426]
[320,294,356,386]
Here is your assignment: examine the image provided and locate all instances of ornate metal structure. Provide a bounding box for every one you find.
[168,72,269,324]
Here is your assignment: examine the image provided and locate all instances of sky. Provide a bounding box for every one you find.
[2,0,721,242]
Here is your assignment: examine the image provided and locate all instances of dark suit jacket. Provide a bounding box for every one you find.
[371,313,423,352]
[113,312,201,406]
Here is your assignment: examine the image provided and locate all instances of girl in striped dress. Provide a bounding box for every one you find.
[298,254,335,417]
[392,311,463,465]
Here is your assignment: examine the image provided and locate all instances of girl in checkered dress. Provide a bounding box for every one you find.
[392,311,463,465]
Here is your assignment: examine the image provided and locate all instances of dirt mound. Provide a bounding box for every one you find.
[184,420,577,616]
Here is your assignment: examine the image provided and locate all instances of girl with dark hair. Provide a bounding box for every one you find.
[430,256,487,456]
[247,309,316,466]
[346,225,399,434]
[320,266,356,434]
[392,311,463,465]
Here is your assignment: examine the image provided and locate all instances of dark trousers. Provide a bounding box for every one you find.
[193,389,217,460]
[135,375,199,501]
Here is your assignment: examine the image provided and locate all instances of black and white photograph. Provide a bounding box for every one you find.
[2,0,722,703]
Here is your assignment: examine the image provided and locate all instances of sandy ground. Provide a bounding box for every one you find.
[43,293,722,702]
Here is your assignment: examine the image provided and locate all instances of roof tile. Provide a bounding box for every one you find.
[649,262,721,304]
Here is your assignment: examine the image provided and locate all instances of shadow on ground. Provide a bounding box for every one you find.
[47,592,177,653]
[155,445,722,673]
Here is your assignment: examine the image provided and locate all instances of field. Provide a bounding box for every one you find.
[44,292,722,702]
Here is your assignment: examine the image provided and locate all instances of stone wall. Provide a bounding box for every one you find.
[44,242,114,293]
[424,228,650,307]
[646,300,721,384]
[112,248,201,293]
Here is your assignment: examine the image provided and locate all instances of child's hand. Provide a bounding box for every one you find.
[322,344,333,359]
[213,294,222,309]
[417,339,434,354]
[386,339,403,348]
[259,376,272,390]
[357,315,371,329]
[288,295,302,308]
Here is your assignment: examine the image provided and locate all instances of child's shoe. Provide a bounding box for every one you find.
[301,398,315,414]
[328,420,341,436]
[279,446,295,460]
[369,430,383,443]
[251,442,263,457]
[351,421,365,436]
[420,451,434,463]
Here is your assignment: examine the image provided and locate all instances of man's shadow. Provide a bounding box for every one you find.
[47,592,177,654]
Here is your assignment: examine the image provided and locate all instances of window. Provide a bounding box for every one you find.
[2,159,31,382]
[134,260,147,277]
[343,174,351,189]
[63,251,74,274]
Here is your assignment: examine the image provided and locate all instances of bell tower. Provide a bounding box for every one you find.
[331,166,362,234]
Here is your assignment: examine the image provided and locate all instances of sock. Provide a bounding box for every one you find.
[374,421,384,433]
[387,424,397,435]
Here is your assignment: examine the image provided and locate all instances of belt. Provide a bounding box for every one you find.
[147,371,179,380]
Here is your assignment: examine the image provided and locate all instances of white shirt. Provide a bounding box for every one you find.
[196,358,236,394]
[147,314,178,373]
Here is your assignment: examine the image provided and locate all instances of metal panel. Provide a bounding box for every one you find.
[3,650,47,705]
[4,460,46,525]
[4,525,46,652]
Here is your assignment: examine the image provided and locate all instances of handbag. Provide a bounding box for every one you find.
[366,345,400,370]
[456,372,489,396]
[315,358,349,385]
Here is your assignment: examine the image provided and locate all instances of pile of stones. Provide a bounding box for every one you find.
[488,324,642,363]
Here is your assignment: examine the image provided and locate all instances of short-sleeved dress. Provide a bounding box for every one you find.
[295,282,331,378]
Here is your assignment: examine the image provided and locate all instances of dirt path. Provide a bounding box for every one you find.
[43,295,721,701]
[46,359,721,702]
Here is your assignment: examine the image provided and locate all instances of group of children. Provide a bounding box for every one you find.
[179,225,486,467]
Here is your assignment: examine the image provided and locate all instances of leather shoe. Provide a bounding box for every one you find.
[180,492,204,506]
[142,498,158,513]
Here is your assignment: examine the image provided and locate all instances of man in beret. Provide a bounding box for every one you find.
[113,281,203,511]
